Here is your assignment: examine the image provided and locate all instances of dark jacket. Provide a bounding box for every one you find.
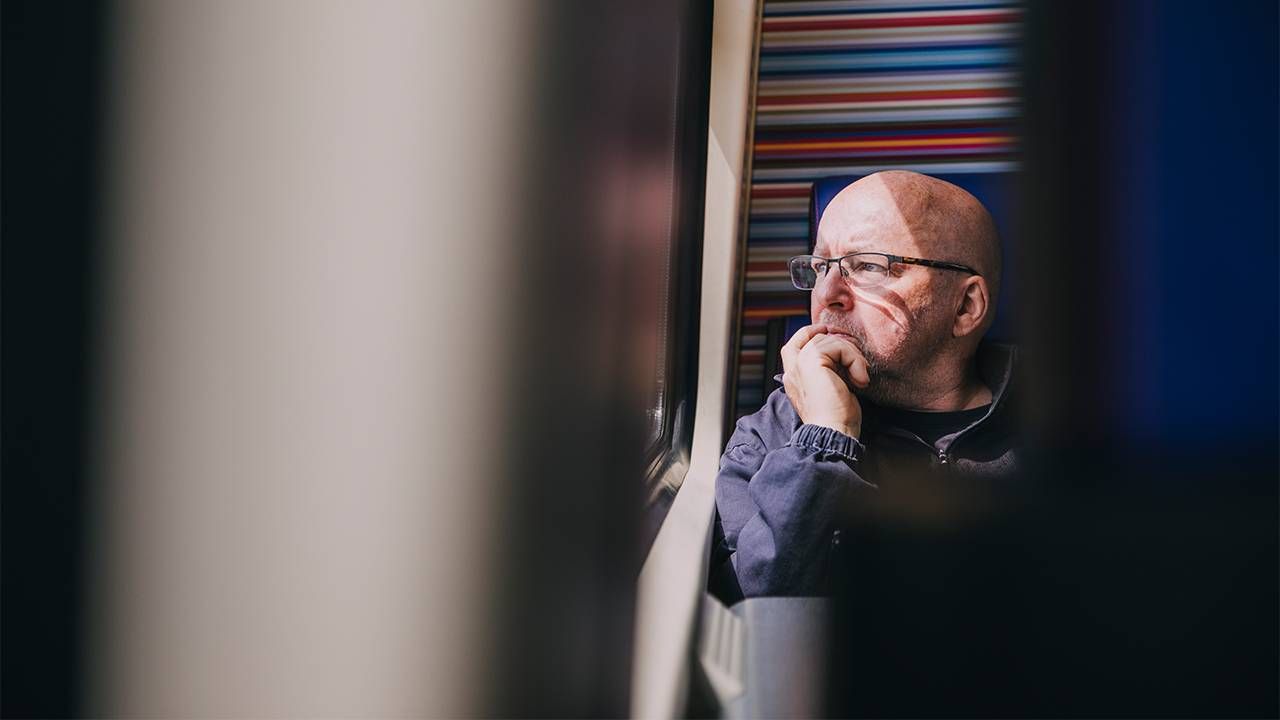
[709,342,1021,602]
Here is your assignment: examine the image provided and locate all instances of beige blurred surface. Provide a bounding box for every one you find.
[89,1,531,715]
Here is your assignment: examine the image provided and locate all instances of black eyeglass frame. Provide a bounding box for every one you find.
[787,251,979,290]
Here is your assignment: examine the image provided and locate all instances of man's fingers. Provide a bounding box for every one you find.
[778,322,829,371]
[807,334,870,389]
[830,335,871,388]
[782,325,830,413]
[844,349,871,388]
[780,323,828,369]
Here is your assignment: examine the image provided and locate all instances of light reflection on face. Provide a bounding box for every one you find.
[810,186,956,406]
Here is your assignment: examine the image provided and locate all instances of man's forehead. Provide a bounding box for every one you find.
[814,189,921,256]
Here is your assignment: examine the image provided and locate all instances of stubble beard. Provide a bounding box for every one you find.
[817,307,950,409]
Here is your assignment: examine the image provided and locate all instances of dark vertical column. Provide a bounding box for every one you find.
[2,2,109,717]
[1015,0,1279,714]
[826,1,1278,715]
[487,2,693,714]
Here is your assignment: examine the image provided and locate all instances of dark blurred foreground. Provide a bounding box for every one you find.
[824,1,1278,716]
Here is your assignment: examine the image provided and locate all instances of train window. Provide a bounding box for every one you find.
[640,1,713,550]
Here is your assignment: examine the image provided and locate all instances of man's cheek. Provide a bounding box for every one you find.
[863,318,910,358]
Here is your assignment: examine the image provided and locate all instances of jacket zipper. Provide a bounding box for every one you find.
[877,426,969,465]
[878,426,950,463]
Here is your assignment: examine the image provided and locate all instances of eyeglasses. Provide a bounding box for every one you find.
[787,252,979,290]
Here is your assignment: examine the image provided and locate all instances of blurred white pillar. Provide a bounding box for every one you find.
[89,1,531,715]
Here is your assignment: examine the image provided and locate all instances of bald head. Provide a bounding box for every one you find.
[817,170,1002,306]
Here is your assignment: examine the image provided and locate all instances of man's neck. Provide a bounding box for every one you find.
[912,375,991,412]
[907,354,992,412]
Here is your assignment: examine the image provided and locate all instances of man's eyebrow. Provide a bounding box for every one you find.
[822,242,875,256]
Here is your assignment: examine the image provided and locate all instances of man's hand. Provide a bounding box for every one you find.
[780,323,870,440]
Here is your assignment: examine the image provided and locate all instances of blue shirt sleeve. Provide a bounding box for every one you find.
[710,391,874,601]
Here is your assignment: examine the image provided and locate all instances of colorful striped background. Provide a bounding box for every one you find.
[733,0,1023,418]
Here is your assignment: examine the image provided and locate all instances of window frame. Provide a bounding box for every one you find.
[641,0,714,552]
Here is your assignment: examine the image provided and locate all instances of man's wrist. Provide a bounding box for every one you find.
[791,423,864,462]
[804,417,860,441]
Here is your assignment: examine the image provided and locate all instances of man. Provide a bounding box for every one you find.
[709,170,1020,602]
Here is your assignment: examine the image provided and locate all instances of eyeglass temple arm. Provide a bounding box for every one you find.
[893,255,979,275]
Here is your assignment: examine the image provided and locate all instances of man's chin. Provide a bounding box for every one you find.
[856,379,887,406]
[858,368,913,408]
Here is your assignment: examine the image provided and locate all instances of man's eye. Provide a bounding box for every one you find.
[855,262,887,273]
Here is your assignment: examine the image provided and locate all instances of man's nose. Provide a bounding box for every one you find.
[813,264,852,311]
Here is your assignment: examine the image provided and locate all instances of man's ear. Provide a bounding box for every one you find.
[952,276,990,338]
